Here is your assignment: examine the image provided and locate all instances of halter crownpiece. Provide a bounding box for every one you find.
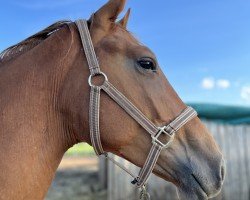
[75,19,197,193]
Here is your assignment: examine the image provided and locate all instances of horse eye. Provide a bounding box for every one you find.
[137,58,156,72]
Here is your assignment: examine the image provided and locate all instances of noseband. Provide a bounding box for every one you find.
[75,20,197,195]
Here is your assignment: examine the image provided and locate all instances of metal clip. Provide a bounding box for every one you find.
[140,185,151,200]
[131,177,139,185]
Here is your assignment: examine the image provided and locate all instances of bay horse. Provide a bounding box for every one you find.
[0,0,224,199]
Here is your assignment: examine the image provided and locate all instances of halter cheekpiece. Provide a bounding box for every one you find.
[75,19,197,197]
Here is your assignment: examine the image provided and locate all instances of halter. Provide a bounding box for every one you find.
[75,19,197,196]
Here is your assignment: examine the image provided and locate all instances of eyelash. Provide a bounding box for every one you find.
[137,57,157,72]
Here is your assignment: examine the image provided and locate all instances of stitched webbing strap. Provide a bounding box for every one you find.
[75,19,198,192]
[135,144,162,187]
[89,86,105,155]
[75,19,104,155]
[134,106,197,187]
[99,80,197,187]
[101,81,159,136]
[75,20,100,75]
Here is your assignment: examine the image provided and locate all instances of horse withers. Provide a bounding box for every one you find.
[0,0,225,199]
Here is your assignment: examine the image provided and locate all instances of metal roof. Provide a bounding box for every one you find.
[188,103,250,124]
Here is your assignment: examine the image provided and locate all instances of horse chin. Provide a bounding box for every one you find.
[154,164,215,200]
[176,186,208,200]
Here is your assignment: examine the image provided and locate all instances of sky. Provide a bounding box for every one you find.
[1,0,250,106]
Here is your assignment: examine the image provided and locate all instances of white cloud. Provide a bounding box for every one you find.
[241,86,250,101]
[201,77,215,90]
[201,77,231,90]
[217,79,230,89]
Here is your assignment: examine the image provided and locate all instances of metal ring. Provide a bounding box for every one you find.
[88,72,108,87]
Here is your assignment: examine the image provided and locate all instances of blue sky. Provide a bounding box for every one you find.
[1,0,250,106]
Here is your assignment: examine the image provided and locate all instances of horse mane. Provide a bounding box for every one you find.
[0,20,72,63]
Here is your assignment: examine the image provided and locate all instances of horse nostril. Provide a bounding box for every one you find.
[220,160,226,182]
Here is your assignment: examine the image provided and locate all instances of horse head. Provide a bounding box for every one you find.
[82,0,225,199]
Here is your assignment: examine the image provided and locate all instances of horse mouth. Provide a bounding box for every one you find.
[191,168,224,199]
[177,172,223,200]
[175,174,210,200]
[191,173,209,198]
[155,165,216,200]
[155,152,225,200]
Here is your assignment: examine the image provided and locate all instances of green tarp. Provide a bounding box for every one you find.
[188,103,250,125]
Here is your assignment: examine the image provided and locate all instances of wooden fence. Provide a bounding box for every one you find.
[99,121,250,200]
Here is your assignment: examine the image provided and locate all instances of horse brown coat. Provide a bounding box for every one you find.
[0,0,224,199]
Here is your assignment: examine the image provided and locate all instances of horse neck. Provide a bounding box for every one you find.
[0,23,90,199]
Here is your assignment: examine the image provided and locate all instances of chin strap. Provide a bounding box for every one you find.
[75,19,198,198]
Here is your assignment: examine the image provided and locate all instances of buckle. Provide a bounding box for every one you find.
[151,126,175,148]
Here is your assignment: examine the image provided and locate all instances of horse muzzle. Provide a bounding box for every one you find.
[177,156,225,200]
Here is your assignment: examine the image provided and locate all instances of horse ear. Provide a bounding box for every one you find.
[94,0,126,26]
[118,8,131,29]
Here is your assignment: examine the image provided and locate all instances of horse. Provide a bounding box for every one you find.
[0,0,225,199]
